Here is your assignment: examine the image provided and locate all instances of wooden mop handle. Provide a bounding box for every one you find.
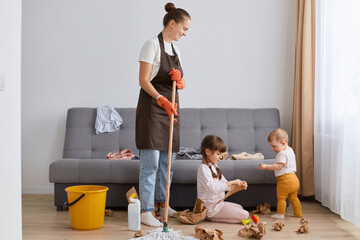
[164,80,177,224]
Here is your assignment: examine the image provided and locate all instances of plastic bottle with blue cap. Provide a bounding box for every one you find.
[128,193,141,231]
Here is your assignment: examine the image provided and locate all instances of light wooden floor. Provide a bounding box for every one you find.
[23,194,360,240]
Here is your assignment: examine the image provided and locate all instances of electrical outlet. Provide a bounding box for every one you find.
[0,73,4,91]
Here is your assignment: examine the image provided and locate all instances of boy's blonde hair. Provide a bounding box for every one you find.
[267,128,289,143]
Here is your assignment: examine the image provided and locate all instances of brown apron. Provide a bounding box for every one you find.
[135,33,183,152]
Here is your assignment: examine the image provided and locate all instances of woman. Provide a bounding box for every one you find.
[136,2,191,226]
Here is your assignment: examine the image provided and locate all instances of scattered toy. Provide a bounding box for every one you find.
[296,218,309,234]
[238,222,267,239]
[174,198,207,224]
[242,215,260,225]
[258,222,267,235]
[194,225,223,240]
[272,220,284,231]
[252,202,271,215]
[134,230,143,238]
[105,209,114,217]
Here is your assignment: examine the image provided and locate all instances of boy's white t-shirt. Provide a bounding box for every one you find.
[138,36,182,81]
[274,148,297,177]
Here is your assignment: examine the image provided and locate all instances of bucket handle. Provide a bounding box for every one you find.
[64,193,85,208]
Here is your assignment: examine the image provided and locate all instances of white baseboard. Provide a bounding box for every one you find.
[22,186,53,194]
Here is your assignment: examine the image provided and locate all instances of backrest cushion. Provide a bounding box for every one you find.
[63,108,137,159]
[63,108,279,159]
[179,108,279,159]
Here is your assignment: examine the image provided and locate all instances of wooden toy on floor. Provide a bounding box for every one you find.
[252,202,271,215]
[238,222,267,239]
[272,220,284,231]
[105,209,114,217]
[296,218,309,234]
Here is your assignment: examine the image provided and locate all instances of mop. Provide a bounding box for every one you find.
[129,81,198,240]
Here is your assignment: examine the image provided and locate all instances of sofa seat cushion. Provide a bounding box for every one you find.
[172,159,277,184]
[50,158,277,185]
[49,159,139,183]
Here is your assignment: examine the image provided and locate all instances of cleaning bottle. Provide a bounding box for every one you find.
[128,193,141,231]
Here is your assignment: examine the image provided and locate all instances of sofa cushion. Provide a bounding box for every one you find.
[172,159,277,184]
[62,108,279,160]
[50,159,277,185]
[51,108,280,184]
[49,159,139,183]
[179,108,279,159]
[50,107,281,209]
[63,108,137,159]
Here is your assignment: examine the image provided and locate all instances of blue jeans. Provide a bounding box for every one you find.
[139,149,174,212]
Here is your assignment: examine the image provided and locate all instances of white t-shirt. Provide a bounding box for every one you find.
[138,36,182,81]
[274,148,297,177]
[197,164,231,218]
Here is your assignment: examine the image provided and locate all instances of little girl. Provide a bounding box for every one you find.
[197,135,249,223]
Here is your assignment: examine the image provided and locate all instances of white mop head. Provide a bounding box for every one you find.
[129,227,199,240]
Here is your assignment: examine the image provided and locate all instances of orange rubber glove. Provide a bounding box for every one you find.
[175,79,184,90]
[157,96,178,121]
[169,68,184,90]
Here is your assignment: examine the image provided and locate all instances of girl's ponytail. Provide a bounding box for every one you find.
[208,164,222,180]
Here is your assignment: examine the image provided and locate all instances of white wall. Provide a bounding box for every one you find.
[0,0,22,238]
[22,0,296,193]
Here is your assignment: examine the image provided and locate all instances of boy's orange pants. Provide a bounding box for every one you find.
[276,173,302,217]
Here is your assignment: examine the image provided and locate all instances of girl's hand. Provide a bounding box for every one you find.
[231,179,242,186]
[241,181,248,190]
[258,163,266,170]
[227,179,240,187]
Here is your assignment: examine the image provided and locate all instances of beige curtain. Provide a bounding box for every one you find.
[291,0,315,196]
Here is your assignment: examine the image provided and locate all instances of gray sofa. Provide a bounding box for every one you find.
[49,108,280,211]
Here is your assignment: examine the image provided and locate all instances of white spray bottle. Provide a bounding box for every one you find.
[128,193,141,231]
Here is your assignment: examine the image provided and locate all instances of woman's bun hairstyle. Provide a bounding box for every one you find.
[163,2,191,27]
[165,2,176,12]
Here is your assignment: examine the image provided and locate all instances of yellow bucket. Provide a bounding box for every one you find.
[65,185,109,230]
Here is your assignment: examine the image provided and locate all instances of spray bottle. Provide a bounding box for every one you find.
[128,193,141,231]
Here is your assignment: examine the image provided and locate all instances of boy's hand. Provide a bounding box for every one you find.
[258,163,266,170]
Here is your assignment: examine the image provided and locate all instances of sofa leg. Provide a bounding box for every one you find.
[56,206,63,211]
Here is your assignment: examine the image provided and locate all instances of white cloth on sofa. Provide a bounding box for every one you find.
[95,104,122,134]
